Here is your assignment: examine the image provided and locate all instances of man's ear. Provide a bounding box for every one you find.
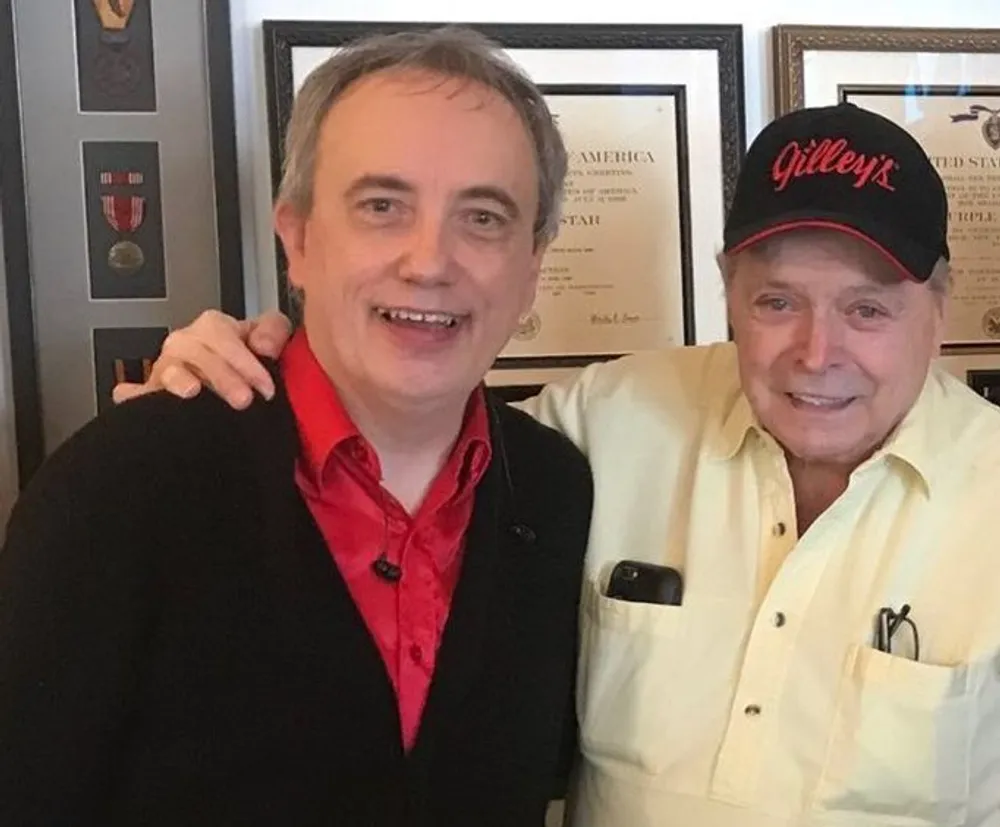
[930,288,949,354]
[274,201,308,287]
[520,241,547,316]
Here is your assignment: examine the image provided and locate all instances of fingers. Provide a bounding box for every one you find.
[111,381,153,405]
[196,329,275,402]
[110,308,285,409]
[158,364,204,399]
[158,334,258,409]
[246,310,293,359]
[111,362,203,405]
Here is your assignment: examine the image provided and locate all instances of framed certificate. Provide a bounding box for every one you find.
[773,25,1000,352]
[500,83,691,372]
[263,21,745,396]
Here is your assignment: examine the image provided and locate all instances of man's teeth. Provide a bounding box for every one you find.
[790,393,849,407]
[377,308,459,328]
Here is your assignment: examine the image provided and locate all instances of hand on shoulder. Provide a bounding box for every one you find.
[111,309,293,410]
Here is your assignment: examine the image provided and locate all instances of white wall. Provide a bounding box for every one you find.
[229,0,1000,318]
[1,2,996,515]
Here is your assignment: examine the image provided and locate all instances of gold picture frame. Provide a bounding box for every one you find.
[771,24,1000,354]
[773,24,1000,114]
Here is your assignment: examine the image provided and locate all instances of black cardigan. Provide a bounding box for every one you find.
[0,374,593,826]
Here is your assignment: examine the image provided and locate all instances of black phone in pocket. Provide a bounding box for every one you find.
[605,560,684,606]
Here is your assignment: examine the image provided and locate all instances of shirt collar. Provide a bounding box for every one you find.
[709,369,936,495]
[280,328,361,483]
[279,327,493,489]
[712,388,759,461]
[861,370,936,495]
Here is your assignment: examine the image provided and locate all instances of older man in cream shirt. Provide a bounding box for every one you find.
[115,102,1000,826]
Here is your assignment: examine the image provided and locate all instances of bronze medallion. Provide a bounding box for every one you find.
[108,239,145,275]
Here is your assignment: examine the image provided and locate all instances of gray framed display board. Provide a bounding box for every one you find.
[3,0,244,487]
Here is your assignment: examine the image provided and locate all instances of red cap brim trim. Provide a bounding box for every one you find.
[726,219,921,282]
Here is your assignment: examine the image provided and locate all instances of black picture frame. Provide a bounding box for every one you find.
[0,0,245,489]
[0,0,43,486]
[262,23,746,359]
[206,0,247,321]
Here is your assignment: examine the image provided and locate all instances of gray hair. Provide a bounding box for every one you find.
[277,25,567,249]
[716,230,953,296]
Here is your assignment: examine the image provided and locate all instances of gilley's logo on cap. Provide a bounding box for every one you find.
[724,103,949,282]
[771,138,899,193]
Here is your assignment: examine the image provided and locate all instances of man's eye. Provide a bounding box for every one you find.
[756,296,790,312]
[467,209,506,229]
[361,198,395,214]
[853,304,886,320]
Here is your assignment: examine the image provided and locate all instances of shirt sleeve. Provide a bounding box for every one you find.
[0,423,158,825]
[511,364,604,456]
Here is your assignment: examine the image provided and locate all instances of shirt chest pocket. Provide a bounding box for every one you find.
[814,643,976,826]
[576,582,741,779]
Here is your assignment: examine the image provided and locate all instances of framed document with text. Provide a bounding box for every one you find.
[263,21,745,397]
[773,25,1000,352]
[500,83,690,372]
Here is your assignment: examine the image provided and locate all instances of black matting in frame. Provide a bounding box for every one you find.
[82,140,166,299]
[92,326,168,415]
[0,0,43,487]
[262,20,746,324]
[74,0,157,113]
[968,368,1000,406]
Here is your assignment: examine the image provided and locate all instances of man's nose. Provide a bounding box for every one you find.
[400,215,453,285]
[796,312,840,372]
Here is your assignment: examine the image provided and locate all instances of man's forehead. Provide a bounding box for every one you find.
[749,271,904,299]
[322,69,524,143]
[315,69,537,193]
[739,233,907,289]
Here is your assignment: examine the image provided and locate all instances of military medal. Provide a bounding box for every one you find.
[107,240,145,275]
[95,50,140,97]
[92,0,139,97]
[101,192,145,234]
[100,171,146,275]
[92,0,135,45]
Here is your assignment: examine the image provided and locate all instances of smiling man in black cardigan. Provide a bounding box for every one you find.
[0,27,592,827]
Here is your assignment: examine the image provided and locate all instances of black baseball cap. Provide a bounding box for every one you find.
[723,102,949,281]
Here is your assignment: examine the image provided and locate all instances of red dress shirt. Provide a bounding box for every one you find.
[280,329,492,751]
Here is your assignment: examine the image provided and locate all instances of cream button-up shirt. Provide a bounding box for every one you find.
[520,342,1000,827]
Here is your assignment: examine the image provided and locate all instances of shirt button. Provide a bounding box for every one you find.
[744,704,762,717]
[409,644,423,665]
[773,612,787,628]
[773,522,787,537]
